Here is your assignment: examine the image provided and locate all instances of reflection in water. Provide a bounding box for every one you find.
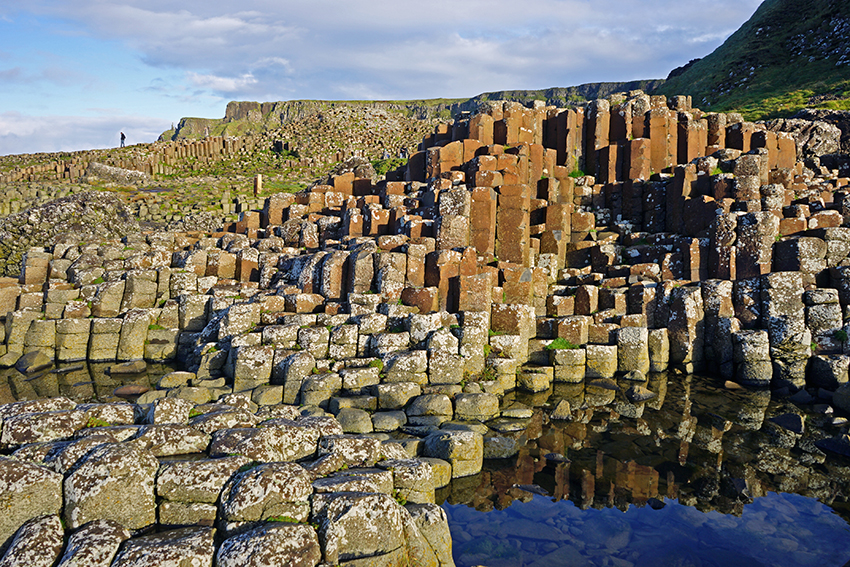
[445,492,850,567]
[0,361,180,403]
[438,374,850,567]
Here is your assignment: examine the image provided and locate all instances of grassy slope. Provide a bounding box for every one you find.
[659,0,850,120]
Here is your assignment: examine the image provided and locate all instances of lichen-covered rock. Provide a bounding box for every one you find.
[0,457,63,549]
[257,419,322,460]
[453,393,499,422]
[64,443,158,529]
[117,309,152,361]
[296,415,344,437]
[312,492,406,565]
[0,515,64,567]
[0,409,88,448]
[157,455,251,504]
[406,395,453,424]
[318,434,382,468]
[130,424,210,456]
[56,519,131,567]
[221,463,312,522]
[110,527,215,567]
[0,191,139,277]
[278,352,316,405]
[42,434,119,474]
[189,408,259,434]
[210,427,288,461]
[75,425,139,443]
[376,382,422,410]
[76,402,137,426]
[418,458,451,488]
[406,504,455,567]
[399,504,439,567]
[372,411,407,432]
[617,326,650,374]
[0,397,77,422]
[422,430,483,478]
[312,468,394,495]
[233,345,275,392]
[145,397,192,425]
[157,501,217,527]
[254,404,301,422]
[216,523,322,567]
[585,344,618,379]
[378,459,434,504]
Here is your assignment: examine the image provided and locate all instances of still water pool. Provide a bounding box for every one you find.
[444,492,850,567]
[5,360,850,566]
[436,373,850,567]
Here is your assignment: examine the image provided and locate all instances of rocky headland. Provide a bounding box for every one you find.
[2,90,850,565]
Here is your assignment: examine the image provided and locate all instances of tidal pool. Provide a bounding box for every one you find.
[437,374,850,567]
[444,492,850,567]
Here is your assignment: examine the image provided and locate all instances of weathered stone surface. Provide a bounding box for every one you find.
[312,492,406,565]
[0,458,63,549]
[157,455,251,504]
[585,344,617,379]
[233,344,275,392]
[406,504,454,567]
[131,424,210,456]
[312,468,394,495]
[216,523,322,567]
[453,393,499,421]
[56,519,131,567]
[64,443,158,529]
[189,408,259,434]
[0,514,64,567]
[318,434,382,468]
[110,527,215,567]
[379,458,435,504]
[145,396,192,424]
[376,382,422,410]
[117,309,151,361]
[157,501,217,527]
[0,409,87,447]
[336,407,374,434]
[221,462,312,522]
[422,430,483,478]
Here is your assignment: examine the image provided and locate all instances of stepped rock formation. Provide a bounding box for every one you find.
[2,90,850,564]
[0,191,138,277]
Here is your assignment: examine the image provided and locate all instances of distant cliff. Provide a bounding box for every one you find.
[159,80,665,141]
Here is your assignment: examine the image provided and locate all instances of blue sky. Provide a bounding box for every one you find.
[0,0,763,156]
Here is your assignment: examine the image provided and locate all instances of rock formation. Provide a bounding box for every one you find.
[1,89,850,564]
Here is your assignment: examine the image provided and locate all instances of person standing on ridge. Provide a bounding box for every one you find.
[120,132,126,147]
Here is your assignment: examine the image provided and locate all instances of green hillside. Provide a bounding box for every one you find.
[659,0,850,120]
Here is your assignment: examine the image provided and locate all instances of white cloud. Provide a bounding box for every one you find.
[1,0,765,154]
[188,72,258,93]
[0,111,170,155]
[19,0,763,101]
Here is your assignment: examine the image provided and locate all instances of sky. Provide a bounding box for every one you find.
[0,0,764,156]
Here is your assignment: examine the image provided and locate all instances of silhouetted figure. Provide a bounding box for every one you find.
[120,132,126,147]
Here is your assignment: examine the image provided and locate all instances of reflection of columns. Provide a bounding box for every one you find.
[514,446,536,486]
[596,450,604,479]
[581,468,595,510]
[606,481,616,508]
[678,440,689,466]
[553,462,570,502]
[667,471,677,499]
